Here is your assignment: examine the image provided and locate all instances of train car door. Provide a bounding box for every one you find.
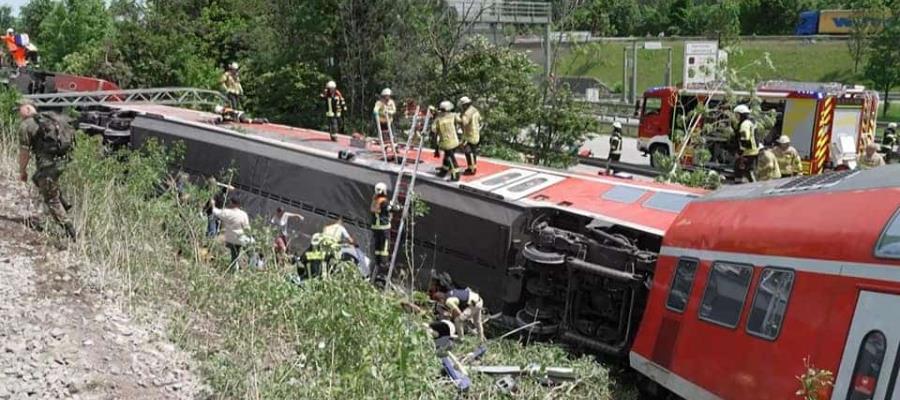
[832,291,900,400]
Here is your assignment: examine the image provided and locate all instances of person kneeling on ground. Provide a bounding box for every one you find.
[213,105,268,124]
[431,287,486,342]
[294,233,336,282]
[209,196,250,271]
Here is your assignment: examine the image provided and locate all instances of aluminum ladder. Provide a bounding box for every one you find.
[24,87,229,108]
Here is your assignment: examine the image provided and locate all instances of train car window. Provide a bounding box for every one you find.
[698,262,753,329]
[601,186,647,204]
[665,258,699,313]
[746,268,795,340]
[643,192,695,213]
[875,208,900,259]
[847,330,887,400]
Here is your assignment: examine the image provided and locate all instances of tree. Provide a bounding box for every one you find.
[847,0,888,74]
[864,16,900,116]
[19,0,54,34]
[37,0,112,70]
[0,6,15,32]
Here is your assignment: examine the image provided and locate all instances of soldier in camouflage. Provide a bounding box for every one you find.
[17,101,76,239]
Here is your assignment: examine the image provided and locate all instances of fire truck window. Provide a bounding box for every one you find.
[601,186,647,204]
[698,262,753,329]
[746,268,794,340]
[644,98,662,116]
[875,209,900,259]
[847,330,887,400]
[665,258,698,313]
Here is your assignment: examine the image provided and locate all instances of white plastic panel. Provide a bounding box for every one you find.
[463,168,537,192]
[494,173,566,201]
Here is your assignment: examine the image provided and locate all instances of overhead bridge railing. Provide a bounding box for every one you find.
[447,0,551,24]
[25,87,228,108]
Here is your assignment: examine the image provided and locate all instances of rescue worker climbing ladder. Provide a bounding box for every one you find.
[433,101,461,182]
[370,182,397,276]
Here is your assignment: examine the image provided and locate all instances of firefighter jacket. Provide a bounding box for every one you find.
[370,194,391,230]
[773,146,803,176]
[756,148,781,181]
[373,99,396,124]
[321,89,345,117]
[609,130,623,155]
[860,152,886,170]
[298,244,333,280]
[433,113,460,151]
[459,106,481,145]
[738,118,759,157]
[220,72,243,96]
[884,129,897,148]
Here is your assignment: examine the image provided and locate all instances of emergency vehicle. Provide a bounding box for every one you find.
[636,81,879,175]
[632,168,900,399]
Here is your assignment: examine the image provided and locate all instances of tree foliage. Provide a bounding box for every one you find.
[864,13,900,116]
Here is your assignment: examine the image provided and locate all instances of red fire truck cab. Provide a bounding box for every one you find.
[636,82,879,175]
[631,166,900,399]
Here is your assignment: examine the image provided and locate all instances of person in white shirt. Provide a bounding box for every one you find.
[270,207,304,258]
[322,216,354,245]
[210,196,250,270]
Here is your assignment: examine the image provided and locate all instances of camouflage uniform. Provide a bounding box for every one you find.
[19,116,72,232]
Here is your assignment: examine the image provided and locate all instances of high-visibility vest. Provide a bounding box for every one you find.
[460,107,481,145]
[434,113,460,150]
[371,195,391,230]
[739,119,759,157]
[756,149,781,181]
[221,72,243,95]
[773,146,802,176]
[374,99,396,124]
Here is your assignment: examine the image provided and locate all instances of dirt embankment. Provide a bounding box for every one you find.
[0,177,205,399]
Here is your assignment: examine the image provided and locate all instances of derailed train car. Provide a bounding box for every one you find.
[124,104,703,358]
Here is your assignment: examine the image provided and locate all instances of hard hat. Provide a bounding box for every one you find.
[326,80,336,89]
[5,28,12,34]
[214,105,225,114]
[375,182,387,194]
[889,122,898,129]
[229,62,239,70]
[311,233,323,247]
[733,104,751,114]
[439,101,454,112]
[612,121,622,129]
[381,88,392,97]
[776,135,791,144]
[458,96,472,106]
[427,105,437,113]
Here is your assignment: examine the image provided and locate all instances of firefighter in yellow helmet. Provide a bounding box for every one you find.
[756,145,781,181]
[772,135,803,177]
[457,96,481,175]
[432,101,461,182]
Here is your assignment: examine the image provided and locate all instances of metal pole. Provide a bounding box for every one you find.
[384,113,432,289]
[622,47,628,103]
[544,21,552,76]
[631,40,638,105]
[666,48,673,87]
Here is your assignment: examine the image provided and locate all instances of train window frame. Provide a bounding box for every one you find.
[874,207,900,260]
[745,267,795,341]
[697,261,754,330]
[665,257,700,313]
[846,330,887,400]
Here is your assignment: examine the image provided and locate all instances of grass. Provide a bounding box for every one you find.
[0,87,635,399]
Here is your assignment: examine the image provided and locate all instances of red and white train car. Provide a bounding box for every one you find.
[631,166,900,399]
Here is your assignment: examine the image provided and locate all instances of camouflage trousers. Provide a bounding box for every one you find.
[32,170,71,228]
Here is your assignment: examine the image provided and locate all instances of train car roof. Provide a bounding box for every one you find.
[118,104,705,236]
[664,165,900,274]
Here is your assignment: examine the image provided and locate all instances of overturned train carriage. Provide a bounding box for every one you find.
[127,108,690,356]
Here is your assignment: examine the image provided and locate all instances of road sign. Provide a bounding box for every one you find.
[683,41,721,88]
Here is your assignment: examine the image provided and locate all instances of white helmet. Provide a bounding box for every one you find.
[380,88,392,97]
[612,121,622,129]
[229,62,239,70]
[326,80,336,89]
[458,96,472,106]
[374,182,387,194]
[439,101,454,112]
[889,122,898,129]
[214,105,225,114]
[5,28,12,35]
[733,104,751,114]
[776,135,791,144]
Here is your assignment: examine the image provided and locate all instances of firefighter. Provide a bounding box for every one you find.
[883,122,897,164]
[433,101,461,182]
[859,142,886,170]
[373,88,396,137]
[431,287,486,342]
[756,145,781,181]
[321,80,345,141]
[213,105,267,124]
[458,96,481,175]
[733,104,759,183]
[220,62,243,110]
[370,182,396,275]
[773,135,803,177]
[608,122,624,162]
[296,233,334,281]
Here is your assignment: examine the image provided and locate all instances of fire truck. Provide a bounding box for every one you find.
[636,81,879,175]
